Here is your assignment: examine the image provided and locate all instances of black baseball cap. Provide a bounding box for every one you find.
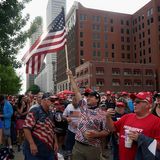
[88,91,101,101]
[154,93,160,98]
[42,93,52,100]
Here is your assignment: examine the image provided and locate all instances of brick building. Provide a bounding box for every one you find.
[57,0,160,92]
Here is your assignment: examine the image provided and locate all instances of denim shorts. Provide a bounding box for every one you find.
[0,120,3,129]
[3,128,11,137]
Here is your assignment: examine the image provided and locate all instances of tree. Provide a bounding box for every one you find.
[0,0,31,68]
[27,84,40,95]
[28,16,43,37]
[0,65,22,95]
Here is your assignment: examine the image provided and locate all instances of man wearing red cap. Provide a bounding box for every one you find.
[106,92,160,160]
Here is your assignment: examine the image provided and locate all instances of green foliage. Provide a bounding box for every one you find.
[28,16,43,37]
[0,65,22,95]
[0,0,31,68]
[27,84,40,95]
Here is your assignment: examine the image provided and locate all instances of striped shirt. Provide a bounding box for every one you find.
[23,106,55,150]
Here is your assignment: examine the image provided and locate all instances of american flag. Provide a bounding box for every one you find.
[22,8,66,74]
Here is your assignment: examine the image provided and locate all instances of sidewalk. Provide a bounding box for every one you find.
[13,146,24,160]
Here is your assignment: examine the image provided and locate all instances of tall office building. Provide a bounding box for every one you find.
[39,0,66,93]
[57,0,160,92]
[26,20,43,90]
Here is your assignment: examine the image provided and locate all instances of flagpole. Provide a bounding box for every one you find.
[65,44,70,84]
[65,44,69,70]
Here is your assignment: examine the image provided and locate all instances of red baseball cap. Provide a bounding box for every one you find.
[121,91,128,96]
[134,92,152,104]
[106,90,111,95]
[116,102,126,107]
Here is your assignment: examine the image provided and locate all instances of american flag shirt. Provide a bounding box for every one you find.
[75,99,108,147]
[23,106,55,150]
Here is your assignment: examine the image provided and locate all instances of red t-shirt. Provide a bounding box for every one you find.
[114,113,160,160]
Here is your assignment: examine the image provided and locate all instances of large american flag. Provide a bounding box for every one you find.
[22,8,66,74]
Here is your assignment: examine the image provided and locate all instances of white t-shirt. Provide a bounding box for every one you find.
[63,104,81,133]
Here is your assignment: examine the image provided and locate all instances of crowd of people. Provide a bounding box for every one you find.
[0,69,159,160]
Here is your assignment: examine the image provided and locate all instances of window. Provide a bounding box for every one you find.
[80,50,84,56]
[96,79,105,86]
[124,79,132,86]
[121,28,124,33]
[121,20,124,25]
[148,29,150,35]
[151,17,154,23]
[80,41,83,47]
[121,45,125,50]
[104,34,107,40]
[143,49,145,55]
[146,80,153,86]
[124,69,132,75]
[158,6,160,12]
[149,57,151,63]
[148,48,151,53]
[145,69,153,76]
[122,53,125,58]
[112,68,120,75]
[111,26,114,32]
[80,23,83,29]
[105,43,108,48]
[104,17,107,23]
[134,80,141,86]
[97,51,101,57]
[126,20,129,26]
[127,37,130,42]
[80,32,83,38]
[143,40,145,46]
[104,25,108,32]
[148,38,150,44]
[96,67,104,75]
[142,32,145,38]
[93,50,96,57]
[127,45,130,51]
[112,79,120,86]
[92,15,101,22]
[133,69,141,75]
[126,29,129,34]
[142,23,144,28]
[127,54,130,59]
[112,44,115,49]
[80,14,87,21]
[112,52,115,58]
[121,36,124,42]
[110,19,113,24]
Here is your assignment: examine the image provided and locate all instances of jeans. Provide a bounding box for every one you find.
[23,138,55,160]
[65,129,75,151]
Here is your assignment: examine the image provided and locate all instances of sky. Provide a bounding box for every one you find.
[19,0,151,93]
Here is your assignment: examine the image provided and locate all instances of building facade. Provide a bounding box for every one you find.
[57,0,160,92]
[26,23,43,90]
[45,0,66,93]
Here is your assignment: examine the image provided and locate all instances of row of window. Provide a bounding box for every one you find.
[80,14,129,26]
[76,78,154,87]
[112,79,154,86]
[112,68,154,76]
[76,68,89,77]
